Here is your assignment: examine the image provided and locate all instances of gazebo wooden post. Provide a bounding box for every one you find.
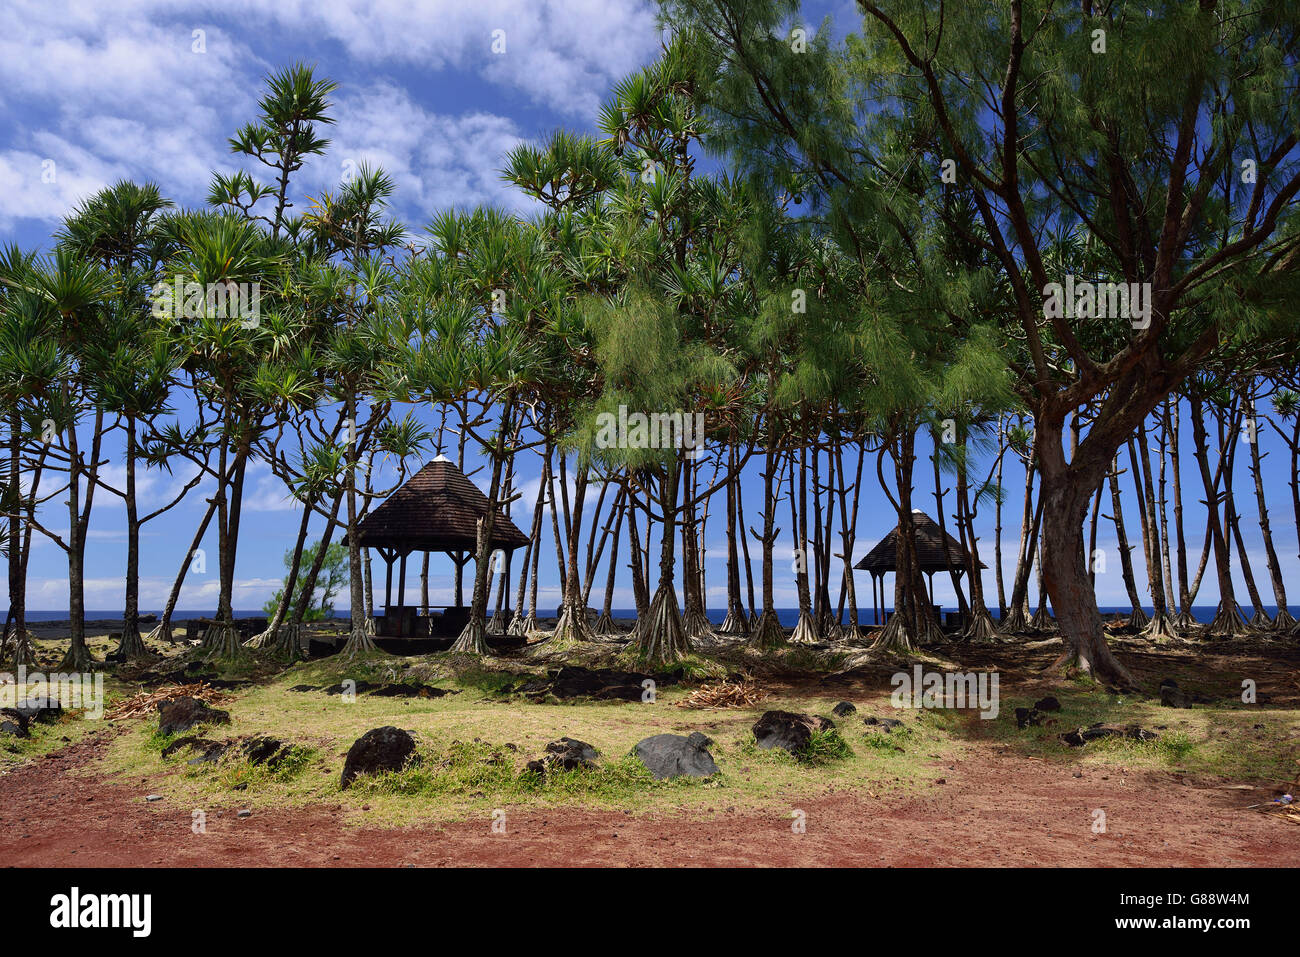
[382,549,394,612]
[398,552,408,608]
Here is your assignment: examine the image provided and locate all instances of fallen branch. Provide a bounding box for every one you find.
[105,682,230,721]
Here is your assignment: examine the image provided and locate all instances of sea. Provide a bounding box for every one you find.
[14,605,1284,626]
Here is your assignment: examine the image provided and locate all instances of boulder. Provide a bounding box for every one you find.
[0,708,29,737]
[1159,678,1189,709]
[1060,723,1159,747]
[368,682,458,699]
[752,710,834,756]
[1015,707,1044,729]
[634,732,719,780]
[17,698,62,725]
[535,665,679,702]
[324,680,375,696]
[157,697,230,736]
[864,716,903,732]
[831,701,857,717]
[160,735,227,762]
[240,736,290,768]
[340,726,418,789]
[541,737,600,771]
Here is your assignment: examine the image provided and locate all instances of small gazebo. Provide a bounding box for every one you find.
[854,509,982,625]
[345,456,528,637]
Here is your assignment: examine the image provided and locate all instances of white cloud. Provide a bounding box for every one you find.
[301,83,530,223]
[208,0,661,118]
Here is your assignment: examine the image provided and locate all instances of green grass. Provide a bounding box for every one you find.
[62,638,1300,828]
[967,689,1298,784]
[90,653,961,825]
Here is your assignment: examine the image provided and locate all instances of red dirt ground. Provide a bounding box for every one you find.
[2,730,1296,867]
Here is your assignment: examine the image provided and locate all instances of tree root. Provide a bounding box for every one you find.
[1272,607,1298,634]
[1204,600,1250,639]
[872,612,916,654]
[746,609,785,650]
[10,629,34,667]
[999,605,1031,633]
[111,628,154,662]
[683,607,716,642]
[789,609,819,644]
[342,621,382,658]
[839,623,868,646]
[963,607,1001,642]
[1143,612,1181,644]
[202,620,246,662]
[717,607,747,635]
[1247,608,1274,631]
[632,584,692,665]
[270,622,303,661]
[537,602,592,653]
[448,616,489,655]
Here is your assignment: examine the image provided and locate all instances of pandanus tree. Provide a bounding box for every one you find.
[0,249,66,666]
[1268,382,1300,633]
[932,407,1011,642]
[27,249,115,670]
[57,181,200,660]
[428,320,537,657]
[1239,371,1295,633]
[503,132,623,651]
[209,63,338,241]
[586,286,733,664]
[586,40,757,661]
[249,441,341,658]
[296,165,410,658]
[664,0,1300,687]
[403,208,543,655]
[160,213,307,658]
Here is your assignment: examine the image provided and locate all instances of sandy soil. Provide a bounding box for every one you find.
[2,728,1295,867]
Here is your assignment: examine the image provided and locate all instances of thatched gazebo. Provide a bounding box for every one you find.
[345,456,528,637]
[854,509,982,625]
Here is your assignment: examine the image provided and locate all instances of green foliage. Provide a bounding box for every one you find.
[264,539,348,621]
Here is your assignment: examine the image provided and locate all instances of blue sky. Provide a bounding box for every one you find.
[1,0,1294,617]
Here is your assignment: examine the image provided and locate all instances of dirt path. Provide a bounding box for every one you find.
[1,731,1295,867]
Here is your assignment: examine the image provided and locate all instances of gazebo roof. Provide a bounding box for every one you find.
[345,457,528,556]
[854,510,983,575]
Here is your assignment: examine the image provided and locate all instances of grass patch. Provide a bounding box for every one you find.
[800,727,853,764]
[89,660,961,825]
[346,739,664,803]
[968,689,1298,783]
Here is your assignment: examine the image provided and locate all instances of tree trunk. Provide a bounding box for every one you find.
[1036,421,1134,687]
[633,458,690,664]
[113,413,151,660]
